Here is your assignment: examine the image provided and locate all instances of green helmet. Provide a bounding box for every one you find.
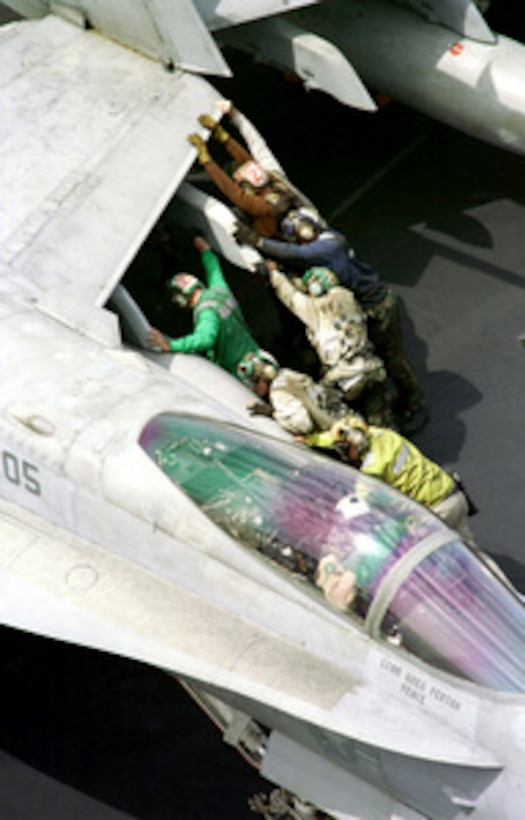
[167,272,203,308]
[237,350,280,385]
[302,267,339,296]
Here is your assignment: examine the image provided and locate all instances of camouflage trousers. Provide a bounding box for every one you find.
[323,358,396,428]
[354,369,396,429]
[365,288,425,414]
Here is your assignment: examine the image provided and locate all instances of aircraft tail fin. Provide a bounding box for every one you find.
[2,0,232,75]
[406,0,496,44]
[194,0,320,32]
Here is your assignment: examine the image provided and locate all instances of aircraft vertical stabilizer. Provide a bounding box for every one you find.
[193,0,319,31]
[406,0,495,43]
[2,0,232,75]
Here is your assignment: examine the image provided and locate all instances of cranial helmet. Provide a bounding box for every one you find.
[167,272,203,308]
[281,207,322,243]
[234,160,270,189]
[331,414,370,462]
[237,349,280,385]
[302,266,339,296]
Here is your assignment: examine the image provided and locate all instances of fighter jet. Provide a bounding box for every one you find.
[7,1,525,159]
[1,3,525,820]
[216,0,525,157]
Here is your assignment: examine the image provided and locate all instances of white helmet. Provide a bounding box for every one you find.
[234,160,270,189]
[331,414,370,462]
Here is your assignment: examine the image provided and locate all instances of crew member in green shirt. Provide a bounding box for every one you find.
[147,236,261,378]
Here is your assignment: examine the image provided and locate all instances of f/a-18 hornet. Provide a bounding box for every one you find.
[1,2,524,818]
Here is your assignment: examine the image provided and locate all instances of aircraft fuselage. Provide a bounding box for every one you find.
[1,296,525,819]
[294,0,525,156]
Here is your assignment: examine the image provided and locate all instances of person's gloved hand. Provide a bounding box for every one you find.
[198,114,217,130]
[248,402,274,418]
[235,222,259,247]
[216,98,233,116]
[193,235,210,254]
[198,114,229,144]
[187,133,211,164]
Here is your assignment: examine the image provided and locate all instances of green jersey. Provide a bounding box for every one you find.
[169,249,259,376]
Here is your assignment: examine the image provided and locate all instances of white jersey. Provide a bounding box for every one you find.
[269,269,385,398]
[270,368,349,435]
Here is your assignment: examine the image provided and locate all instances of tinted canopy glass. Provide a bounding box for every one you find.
[140,414,525,692]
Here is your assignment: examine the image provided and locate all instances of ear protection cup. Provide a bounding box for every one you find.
[281,207,321,242]
[295,220,316,242]
[237,350,279,384]
[167,273,203,307]
[332,415,370,460]
[302,267,339,296]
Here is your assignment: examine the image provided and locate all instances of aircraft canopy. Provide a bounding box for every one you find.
[140,414,525,694]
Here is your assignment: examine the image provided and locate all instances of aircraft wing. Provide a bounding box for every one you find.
[0,12,226,327]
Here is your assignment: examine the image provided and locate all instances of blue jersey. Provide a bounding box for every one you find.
[259,229,387,306]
